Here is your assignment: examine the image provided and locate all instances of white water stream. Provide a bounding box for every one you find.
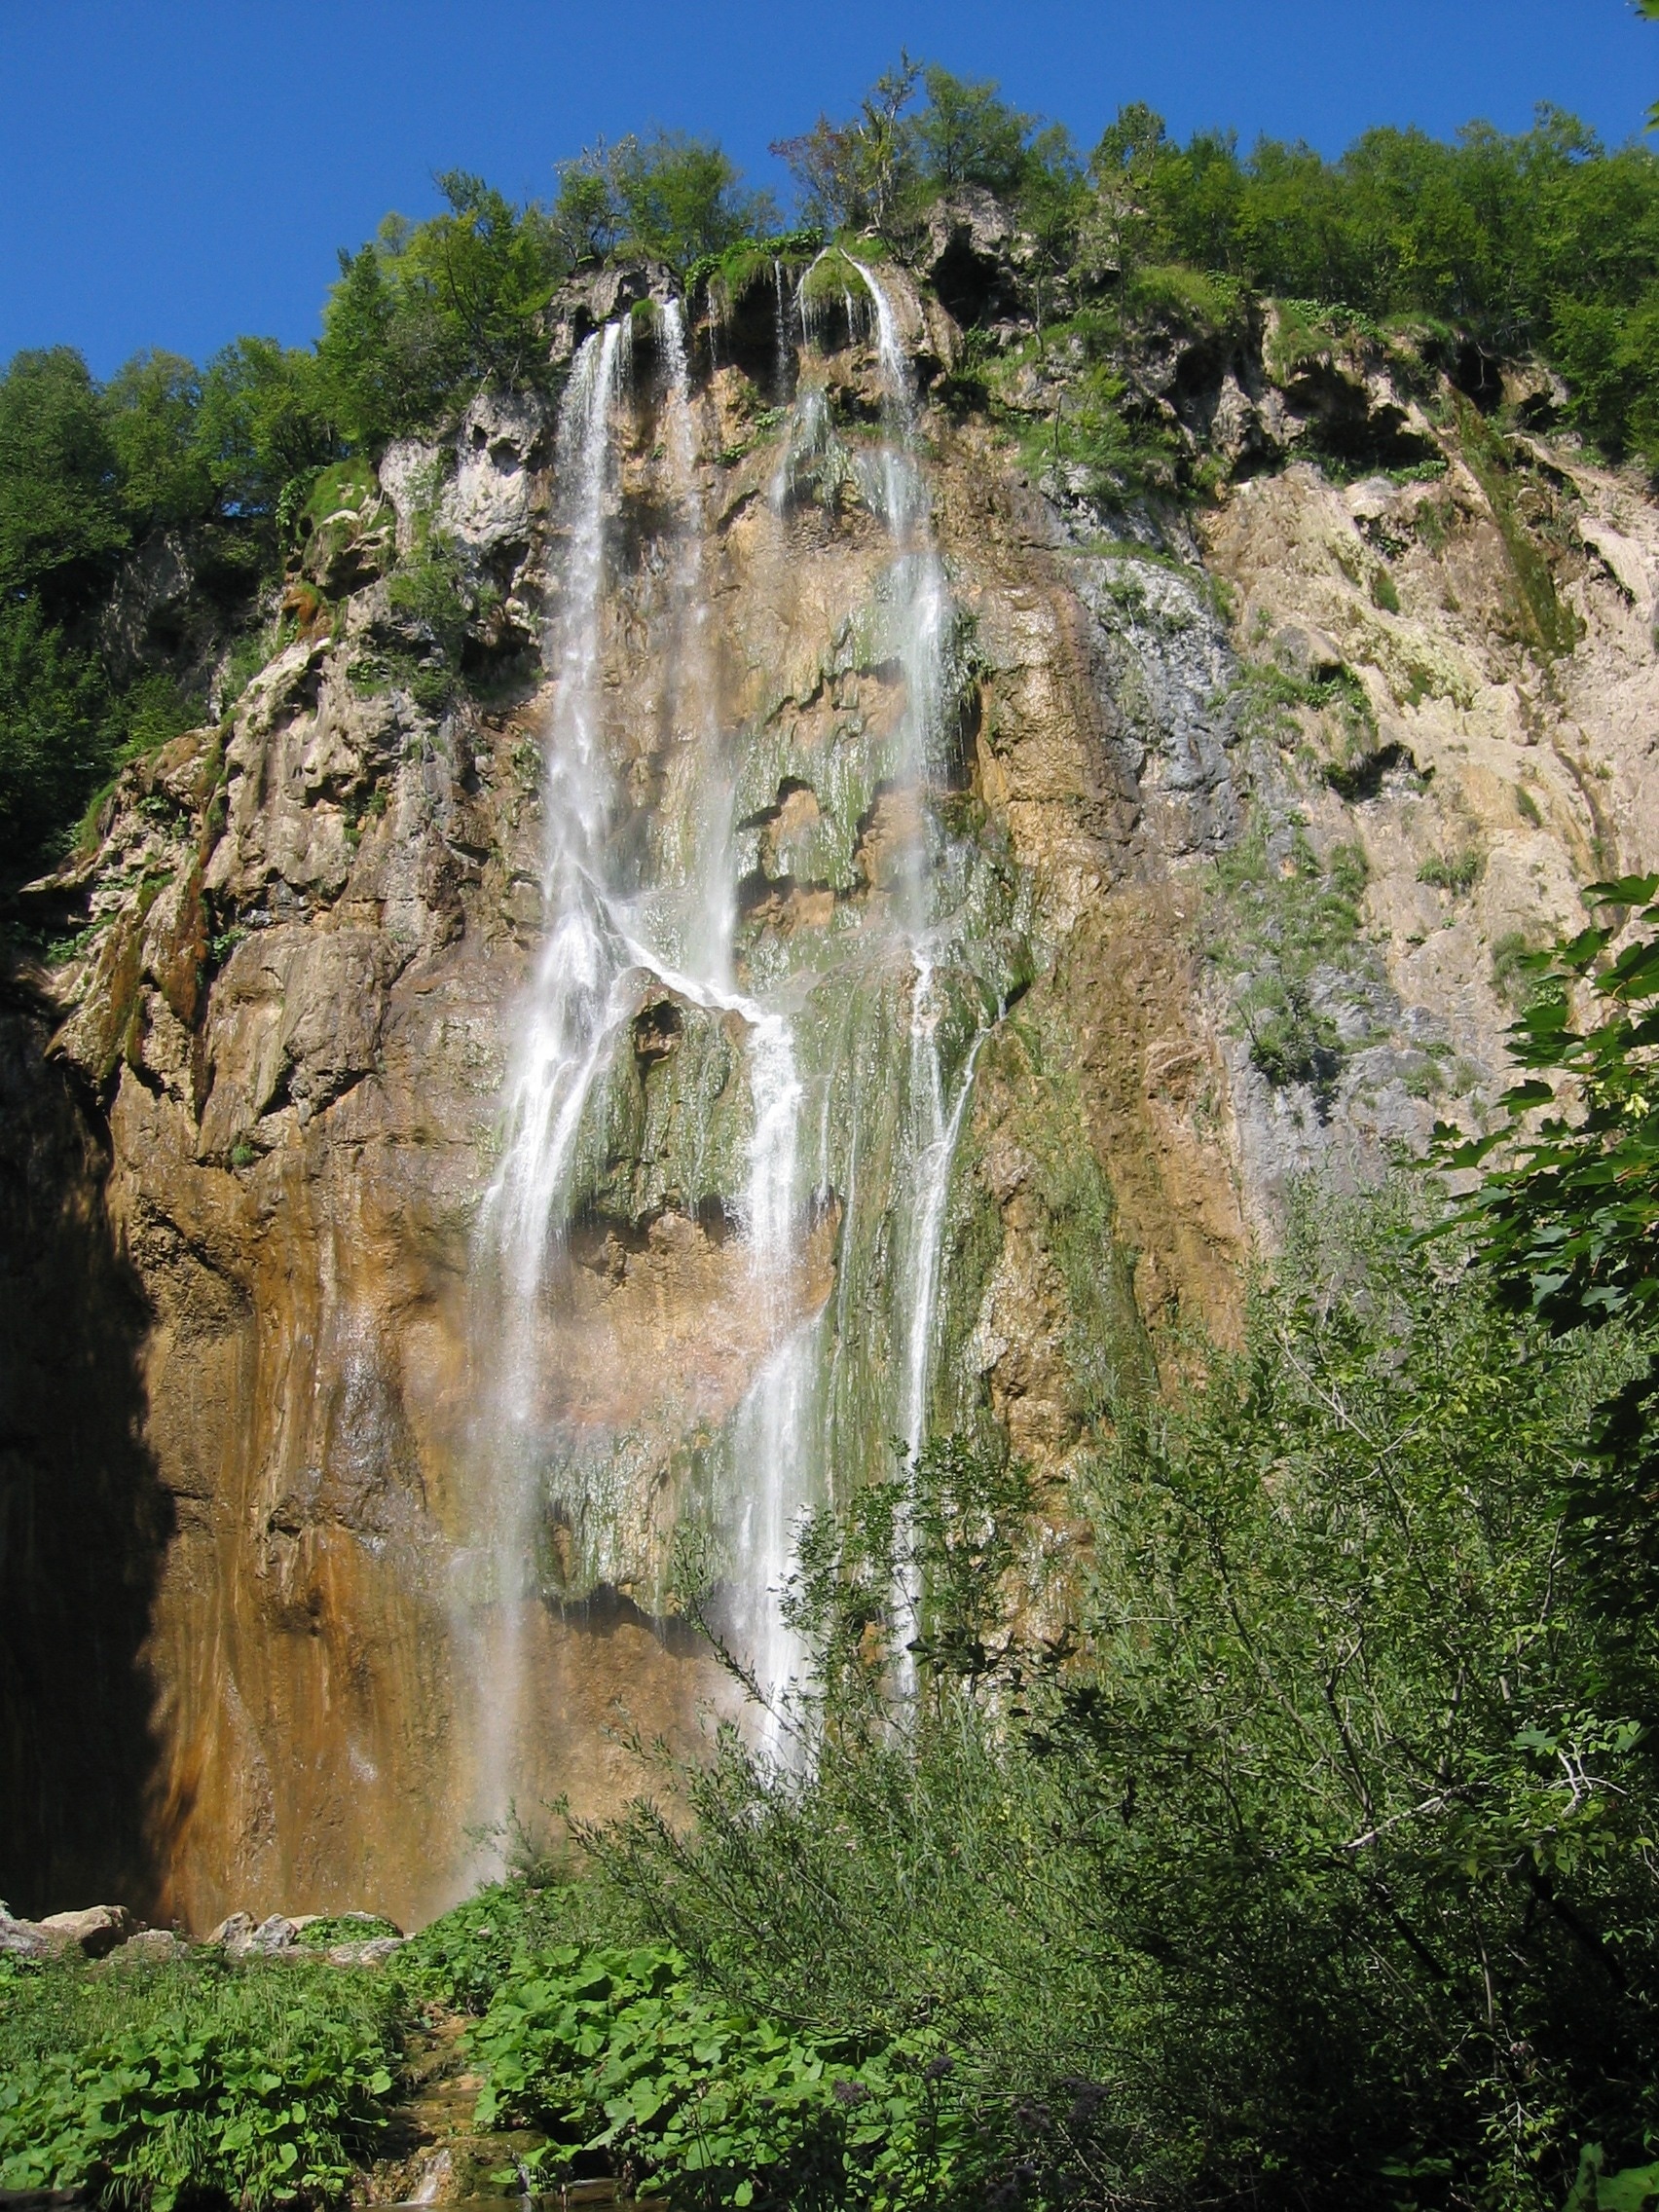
[461,267,989,1837]
[848,259,986,1672]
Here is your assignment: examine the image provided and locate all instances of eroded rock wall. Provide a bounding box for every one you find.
[5,268,1655,1927]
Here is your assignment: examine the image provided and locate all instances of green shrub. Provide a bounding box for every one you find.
[395,1879,582,2012]
[296,1913,401,1948]
[0,1956,403,2207]
[1206,817,1372,1098]
[999,316,1180,498]
[587,1188,1659,2212]
[468,1939,977,2210]
[359,534,496,713]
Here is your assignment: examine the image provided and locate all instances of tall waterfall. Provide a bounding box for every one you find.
[460,319,635,1844]
[851,259,988,1666]
[459,268,1006,1852]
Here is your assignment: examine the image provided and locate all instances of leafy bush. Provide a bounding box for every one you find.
[296,1913,401,1948]
[1441,872,1659,1332]
[468,1939,976,2210]
[395,1878,583,2012]
[586,1189,1659,2212]
[343,532,497,713]
[0,1956,403,2207]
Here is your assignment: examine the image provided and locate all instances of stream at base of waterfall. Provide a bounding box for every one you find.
[454,270,1023,1862]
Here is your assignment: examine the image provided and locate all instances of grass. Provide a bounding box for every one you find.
[1127,262,1246,336]
[1268,297,1362,380]
[693,231,822,320]
[1234,657,1379,759]
[301,459,381,531]
[1418,847,1485,895]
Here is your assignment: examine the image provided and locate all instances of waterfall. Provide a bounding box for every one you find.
[849,259,986,1669]
[659,299,736,993]
[484,321,633,1288]
[461,300,820,1822]
[460,319,634,1855]
[455,265,999,1857]
[771,259,793,406]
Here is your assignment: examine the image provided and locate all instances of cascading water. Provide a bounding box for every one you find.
[486,321,632,1283]
[771,260,793,406]
[847,257,991,1667]
[655,301,736,991]
[458,263,1010,1857]
[651,299,816,1745]
[460,319,633,1849]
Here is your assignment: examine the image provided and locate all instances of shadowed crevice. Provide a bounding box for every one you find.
[0,964,170,1917]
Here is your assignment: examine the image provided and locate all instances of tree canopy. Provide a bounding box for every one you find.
[7,73,1659,875]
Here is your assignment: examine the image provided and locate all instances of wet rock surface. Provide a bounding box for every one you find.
[362,2009,558,2207]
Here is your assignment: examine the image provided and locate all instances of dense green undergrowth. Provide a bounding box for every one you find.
[0,1886,978,2210]
[469,1941,972,2210]
[0,1955,402,2205]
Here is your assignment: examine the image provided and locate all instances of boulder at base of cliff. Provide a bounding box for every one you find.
[204,1907,404,1965]
[35,1904,137,1957]
[0,1904,51,1959]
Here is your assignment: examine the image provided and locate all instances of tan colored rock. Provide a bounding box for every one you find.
[38,1903,136,1957]
[206,1911,257,1954]
[123,1927,191,1962]
[1579,516,1655,619]
[11,282,1659,1938]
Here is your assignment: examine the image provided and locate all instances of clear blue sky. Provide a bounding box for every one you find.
[2,0,1654,379]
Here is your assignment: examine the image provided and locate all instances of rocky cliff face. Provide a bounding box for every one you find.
[4,252,1655,1929]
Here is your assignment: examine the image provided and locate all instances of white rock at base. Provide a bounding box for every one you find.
[244,1914,300,1954]
[0,1906,50,1960]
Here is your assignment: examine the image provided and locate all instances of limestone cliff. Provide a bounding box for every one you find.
[4,247,1655,1929]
